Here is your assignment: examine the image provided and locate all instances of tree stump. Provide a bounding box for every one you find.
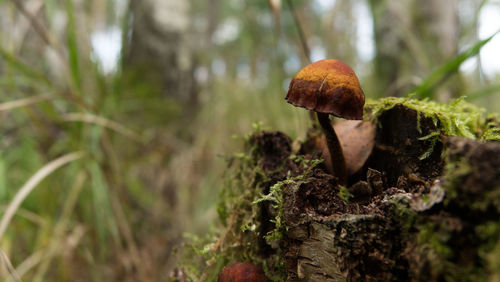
[274,104,500,281]
[184,100,500,281]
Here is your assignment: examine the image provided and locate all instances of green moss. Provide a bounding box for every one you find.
[184,98,500,280]
[486,236,500,279]
[368,97,500,279]
[181,128,322,281]
[366,96,500,141]
[414,140,500,280]
[180,127,266,280]
[417,222,452,259]
[414,220,489,281]
[390,197,417,232]
[254,156,322,244]
[483,115,500,141]
[442,156,473,204]
[338,186,353,204]
[476,222,500,258]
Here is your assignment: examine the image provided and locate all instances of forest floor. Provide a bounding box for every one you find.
[179,97,500,281]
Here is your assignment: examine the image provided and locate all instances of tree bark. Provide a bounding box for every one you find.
[242,102,500,280]
[279,104,500,280]
[125,0,196,105]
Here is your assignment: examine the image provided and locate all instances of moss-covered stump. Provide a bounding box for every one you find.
[180,98,500,281]
[279,99,500,281]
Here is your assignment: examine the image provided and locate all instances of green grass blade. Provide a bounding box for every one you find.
[88,161,118,257]
[65,0,82,92]
[413,30,500,99]
[29,172,87,281]
[0,47,52,86]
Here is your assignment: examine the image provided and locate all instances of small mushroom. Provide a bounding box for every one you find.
[286,59,365,184]
[218,262,269,282]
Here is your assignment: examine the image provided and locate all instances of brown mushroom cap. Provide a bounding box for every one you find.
[286,59,365,120]
[218,262,269,282]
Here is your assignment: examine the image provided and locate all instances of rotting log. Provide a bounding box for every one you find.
[179,99,500,281]
[279,104,500,281]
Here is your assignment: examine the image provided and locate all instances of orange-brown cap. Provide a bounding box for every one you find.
[218,262,269,282]
[286,59,365,120]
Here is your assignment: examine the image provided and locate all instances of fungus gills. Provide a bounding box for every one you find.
[317,112,347,185]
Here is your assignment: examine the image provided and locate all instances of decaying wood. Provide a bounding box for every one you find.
[251,104,500,281]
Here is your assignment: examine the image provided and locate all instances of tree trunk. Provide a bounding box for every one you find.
[125,0,196,106]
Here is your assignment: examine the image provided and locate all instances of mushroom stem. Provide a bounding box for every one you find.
[317,112,347,185]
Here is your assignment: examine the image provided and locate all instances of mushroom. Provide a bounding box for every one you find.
[286,59,365,185]
[218,262,269,282]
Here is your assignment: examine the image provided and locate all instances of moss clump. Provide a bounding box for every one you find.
[254,156,322,244]
[366,96,500,141]
[180,128,322,281]
[338,186,353,204]
[409,135,500,281]
[442,156,473,204]
[181,98,500,280]
[483,116,500,141]
[363,98,500,280]
[179,127,267,280]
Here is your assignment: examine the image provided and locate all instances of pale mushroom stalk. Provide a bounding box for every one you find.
[317,112,347,185]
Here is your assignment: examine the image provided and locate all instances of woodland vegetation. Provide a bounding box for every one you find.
[0,0,500,281]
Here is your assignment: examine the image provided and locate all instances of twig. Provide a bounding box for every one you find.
[285,0,316,123]
[267,0,282,35]
[0,248,21,282]
[8,0,92,110]
[9,0,52,47]
[9,0,66,63]
[286,0,311,63]
[61,113,145,144]
[100,131,147,279]
[0,94,55,112]
[0,206,45,226]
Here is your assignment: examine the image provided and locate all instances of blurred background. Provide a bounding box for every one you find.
[0,0,499,280]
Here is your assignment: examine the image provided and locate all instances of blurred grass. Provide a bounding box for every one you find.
[0,0,310,279]
[179,78,309,234]
[0,0,152,280]
[413,30,500,99]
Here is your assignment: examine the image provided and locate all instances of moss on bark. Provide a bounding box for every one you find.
[180,98,500,281]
